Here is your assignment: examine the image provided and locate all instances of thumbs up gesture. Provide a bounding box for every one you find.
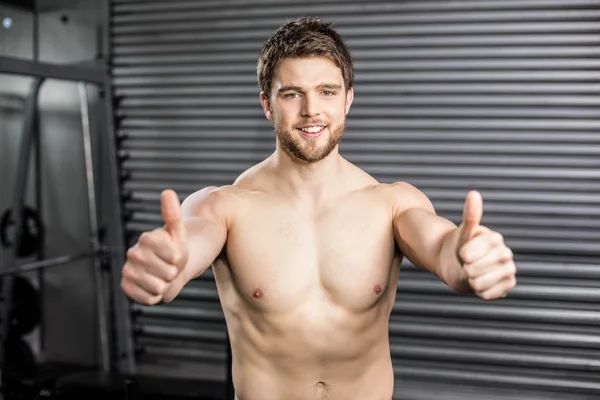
[456,191,517,300]
[121,189,189,305]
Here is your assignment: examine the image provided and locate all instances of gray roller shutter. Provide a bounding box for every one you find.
[110,0,600,398]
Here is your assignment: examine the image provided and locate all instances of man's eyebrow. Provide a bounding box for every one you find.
[277,83,343,93]
[318,83,342,90]
[277,85,303,93]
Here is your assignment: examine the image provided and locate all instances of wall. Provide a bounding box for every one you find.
[0,0,109,368]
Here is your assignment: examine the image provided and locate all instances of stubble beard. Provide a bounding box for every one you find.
[273,120,346,163]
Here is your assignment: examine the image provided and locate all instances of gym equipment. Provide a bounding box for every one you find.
[6,276,41,336]
[0,55,136,394]
[4,335,36,376]
[0,206,45,258]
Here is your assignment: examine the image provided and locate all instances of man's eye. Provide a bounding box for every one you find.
[323,91,335,96]
[284,93,299,98]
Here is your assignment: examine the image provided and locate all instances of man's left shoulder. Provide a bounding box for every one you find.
[375,181,421,198]
[375,181,435,215]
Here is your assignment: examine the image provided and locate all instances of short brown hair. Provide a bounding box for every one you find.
[257,17,354,97]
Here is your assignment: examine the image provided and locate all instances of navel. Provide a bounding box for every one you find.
[252,288,264,299]
[373,284,383,295]
[315,381,328,400]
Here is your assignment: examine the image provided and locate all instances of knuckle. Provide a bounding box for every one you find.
[493,232,504,245]
[121,264,135,280]
[126,246,136,259]
[120,279,129,293]
[154,280,168,295]
[480,291,493,301]
[164,266,179,281]
[507,276,517,289]
[463,265,477,279]
[127,247,144,263]
[141,296,155,307]
[459,249,471,264]
[171,249,181,266]
[506,262,517,276]
[138,232,153,246]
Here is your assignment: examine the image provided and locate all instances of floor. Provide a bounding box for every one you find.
[3,363,229,400]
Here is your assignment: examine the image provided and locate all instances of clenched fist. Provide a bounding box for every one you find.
[456,191,517,301]
[121,189,188,305]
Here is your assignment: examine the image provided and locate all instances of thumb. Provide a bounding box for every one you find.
[458,190,483,249]
[160,189,187,248]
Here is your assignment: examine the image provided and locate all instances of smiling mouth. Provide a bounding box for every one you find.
[297,125,326,138]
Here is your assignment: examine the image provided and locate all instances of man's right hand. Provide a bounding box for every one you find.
[121,189,189,305]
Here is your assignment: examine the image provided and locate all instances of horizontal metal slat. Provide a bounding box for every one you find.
[176,286,219,302]
[393,300,600,325]
[492,228,600,242]
[117,94,600,108]
[132,304,224,322]
[112,0,600,13]
[112,6,600,25]
[120,117,600,130]
[432,201,600,216]
[112,21,600,39]
[120,161,600,181]
[393,362,600,394]
[120,162,600,181]
[389,319,600,348]
[112,45,600,65]
[112,59,600,75]
[393,379,593,400]
[114,83,600,97]
[120,129,600,143]
[136,323,227,343]
[140,344,226,362]
[113,32,600,48]
[390,342,600,371]
[120,149,600,167]
[113,70,600,85]
[398,280,600,301]
[118,106,600,120]
[120,140,600,156]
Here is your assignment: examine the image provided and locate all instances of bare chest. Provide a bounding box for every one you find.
[221,200,400,312]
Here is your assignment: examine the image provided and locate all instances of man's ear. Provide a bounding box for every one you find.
[260,91,273,121]
[345,87,354,115]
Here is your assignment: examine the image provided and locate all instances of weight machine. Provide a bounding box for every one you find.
[0,55,135,396]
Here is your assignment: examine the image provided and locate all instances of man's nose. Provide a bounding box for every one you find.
[301,94,320,117]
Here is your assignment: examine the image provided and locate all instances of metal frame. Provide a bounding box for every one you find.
[0,55,135,384]
[0,56,107,84]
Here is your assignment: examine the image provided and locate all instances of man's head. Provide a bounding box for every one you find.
[257,17,355,163]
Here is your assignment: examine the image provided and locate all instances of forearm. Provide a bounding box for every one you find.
[437,228,474,294]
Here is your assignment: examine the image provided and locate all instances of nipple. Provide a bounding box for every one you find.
[252,288,264,299]
[373,284,382,295]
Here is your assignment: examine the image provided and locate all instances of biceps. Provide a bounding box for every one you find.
[184,217,227,278]
[394,208,456,271]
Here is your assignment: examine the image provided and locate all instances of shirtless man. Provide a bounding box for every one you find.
[121,17,517,400]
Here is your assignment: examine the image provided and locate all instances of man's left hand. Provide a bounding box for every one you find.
[456,191,517,300]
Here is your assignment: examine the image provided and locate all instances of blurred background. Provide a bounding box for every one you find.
[1,0,599,399]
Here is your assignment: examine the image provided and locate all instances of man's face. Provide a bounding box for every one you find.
[260,57,354,163]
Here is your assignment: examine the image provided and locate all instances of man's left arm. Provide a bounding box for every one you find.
[391,183,517,300]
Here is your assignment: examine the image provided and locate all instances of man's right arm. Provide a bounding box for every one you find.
[161,186,230,302]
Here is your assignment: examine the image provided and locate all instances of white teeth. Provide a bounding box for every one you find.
[301,126,324,133]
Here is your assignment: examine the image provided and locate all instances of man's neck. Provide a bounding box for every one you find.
[269,145,345,203]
